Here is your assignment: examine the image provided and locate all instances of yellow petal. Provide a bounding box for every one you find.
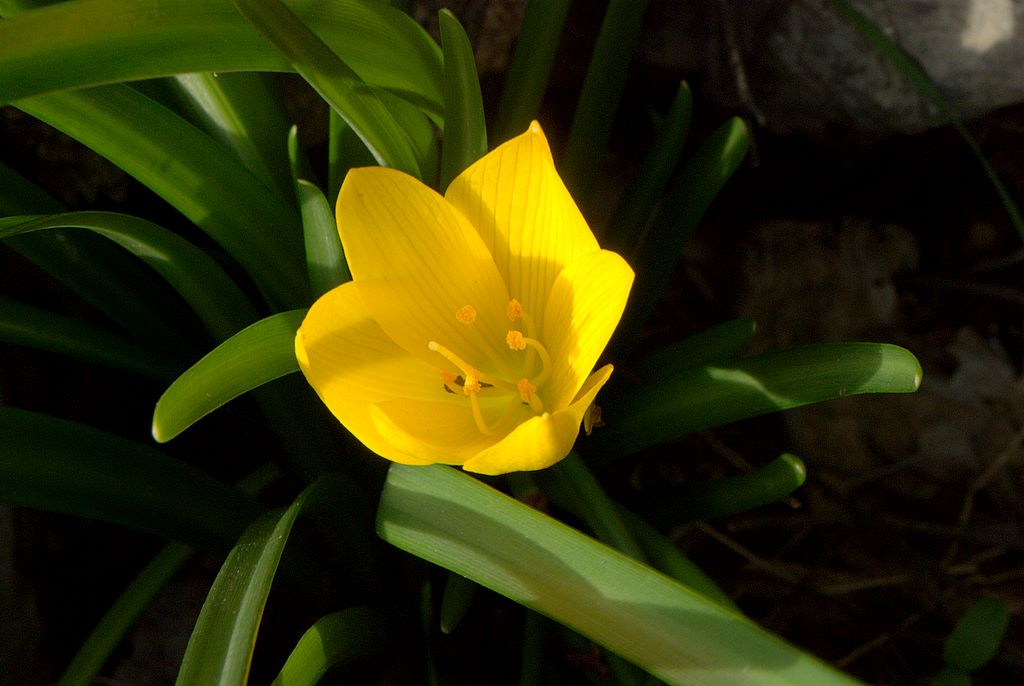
[337,167,513,378]
[367,396,515,465]
[445,121,599,326]
[462,364,614,475]
[295,281,460,466]
[541,250,634,410]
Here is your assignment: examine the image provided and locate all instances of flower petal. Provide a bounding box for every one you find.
[462,364,614,475]
[295,281,460,466]
[337,167,514,378]
[445,121,599,326]
[542,250,633,410]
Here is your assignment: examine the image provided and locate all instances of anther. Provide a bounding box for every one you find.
[507,299,523,321]
[455,305,477,324]
[462,373,482,396]
[506,330,526,351]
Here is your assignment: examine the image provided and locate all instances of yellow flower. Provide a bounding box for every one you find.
[294,122,633,475]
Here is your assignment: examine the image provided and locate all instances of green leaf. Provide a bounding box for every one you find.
[829,0,1024,241]
[642,453,807,525]
[630,318,757,380]
[327,111,376,203]
[176,489,308,686]
[0,163,191,345]
[232,0,422,177]
[0,406,259,548]
[929,667,973,686]
[439,572,478,634]
[493,0,571,143]
[57,543,194,686]
[438,8,487,191]
[169,72,295,202]
[378,464,865,686]
[0,0,444,119]
[152,310,304,442]
[617,117,748,351]
[604,80,692,255]
[0,296,181,381]
[943,597,1010,672]
[562,0,651,196]
[15,85,307,309]
[592,343,922,461]
[297,179,350,298]
[0,212,258,341]
[271,607,385,685]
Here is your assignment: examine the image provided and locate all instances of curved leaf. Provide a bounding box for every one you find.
[438,8,487,190]
[15,86,307,309]
[590,343,922,461]
[378,464,865,686]
[630,318,757,381]
[0,0,444,117]
[0,212,258,340]
[297,180,350,298]
[152,310,304,442]
[943,597,1010,672]
[232,0,422,177]
[0,406,259,548]
[271,607,385,685]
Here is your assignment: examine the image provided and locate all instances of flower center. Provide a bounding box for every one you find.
[428,298,552,435]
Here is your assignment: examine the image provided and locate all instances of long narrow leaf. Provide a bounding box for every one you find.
[176,490,308,685]
[438,8,487,191]
[493,0,571,143]
[616,117,748,350]
[297,180,350,298]
[152,310,304,442]
[562,0,651,196]
[0,0,444,118]
[0,212,258,341]
[592,343,922,461]
[0,296,181,380]
[0,406,260,548]
[15,85,307,308]
[630,318,756,381]
[169,72,295,201]
[378,464,864,686]
[233,0,422,177]
[271,607,385,685]
[57,543,194,686]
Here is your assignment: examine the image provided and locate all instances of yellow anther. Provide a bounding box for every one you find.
[440,370,458,387]
[462,373,482,395]
[517,378,536,403]
[455,304,477,324]
[506,299,523,321]
[506,330,526,351]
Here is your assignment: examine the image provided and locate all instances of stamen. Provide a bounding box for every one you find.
[506,330,526,351]
[462,373,482,395]
[468,391,492,435]
[523,337,553,386]
[506,299,523,321]
[455,305,477,324]
[517,378,544,413]
[428,341,516,393]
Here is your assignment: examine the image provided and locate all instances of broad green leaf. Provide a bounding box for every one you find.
[439,573,478,634]
[327,111,376,203]
[0,296,181,380]
[604,80,692,255]
[438,8,487,191]
[0,406,259,548]
[630,318,757,380]
[0,212,258,341]
[233,0,422,177]
[176,489,308,686]
[0,0,444,119]
[0,163,188,345]
[271,607,385,685]
[617,116,748,351]
[943,597,1010,672]
[642,453,807,525]
[169,72,295,201]
[152,310,304,442]
[57,543,194,686]
[829,0,1024,241]
[591,343,922,461]
[562,0,651,197]
[15,85,308,308]
[377,464,864,686]
[493,0,571,143]
[297,179,350,298]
